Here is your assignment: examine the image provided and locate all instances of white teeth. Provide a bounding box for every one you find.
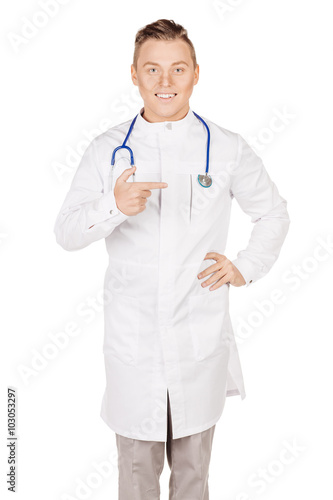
[156,93,176,98]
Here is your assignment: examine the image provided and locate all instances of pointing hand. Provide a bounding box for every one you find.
[114,166,168,216]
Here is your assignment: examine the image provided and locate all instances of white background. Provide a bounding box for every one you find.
[1,0,332,498]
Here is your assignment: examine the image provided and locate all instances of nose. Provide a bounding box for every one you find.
[158,71,173,87]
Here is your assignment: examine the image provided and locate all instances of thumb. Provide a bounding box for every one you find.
[118,166,136,182]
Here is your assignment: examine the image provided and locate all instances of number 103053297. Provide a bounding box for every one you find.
[8,387,16,435]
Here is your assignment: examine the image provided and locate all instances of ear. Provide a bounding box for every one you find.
[131,64,138,86]
[194,64,199,86]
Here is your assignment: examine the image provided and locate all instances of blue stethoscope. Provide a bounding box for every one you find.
[111,111,213,188]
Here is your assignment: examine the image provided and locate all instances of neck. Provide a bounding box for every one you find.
[142,104,190,123]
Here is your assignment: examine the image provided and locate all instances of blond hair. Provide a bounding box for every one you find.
[133,19,197,69]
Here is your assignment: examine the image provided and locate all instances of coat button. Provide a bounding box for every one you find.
[110,209,113,214]
[249,280,252,283]
[166,122,172,130]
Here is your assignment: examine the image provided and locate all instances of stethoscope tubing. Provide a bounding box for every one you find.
[192,111,210,176]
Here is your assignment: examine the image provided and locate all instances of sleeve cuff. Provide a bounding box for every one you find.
[100,189,130,222]
[231,257,257,287]
[85,189,130,230]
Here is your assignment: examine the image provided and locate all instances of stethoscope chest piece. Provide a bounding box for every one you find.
[197,174,213,188]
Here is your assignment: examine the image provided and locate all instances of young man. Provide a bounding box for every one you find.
[54,19,290,500]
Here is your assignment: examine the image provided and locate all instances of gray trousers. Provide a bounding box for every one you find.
[115,390,216,499]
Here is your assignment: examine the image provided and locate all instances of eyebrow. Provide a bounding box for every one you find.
[143,60,189,67]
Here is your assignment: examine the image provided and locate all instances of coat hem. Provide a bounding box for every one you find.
[100,402,228,442]
[100,389,246,442]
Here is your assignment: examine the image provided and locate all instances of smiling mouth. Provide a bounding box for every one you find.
[155,93,177,100]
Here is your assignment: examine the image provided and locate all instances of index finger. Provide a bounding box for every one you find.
[133,181,168,190]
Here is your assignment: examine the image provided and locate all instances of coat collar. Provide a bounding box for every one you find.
[134,106,196,133]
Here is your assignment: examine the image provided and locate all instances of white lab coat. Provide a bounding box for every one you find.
[54,107,290,441]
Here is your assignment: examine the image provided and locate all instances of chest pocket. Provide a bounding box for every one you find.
[189,169,232,225]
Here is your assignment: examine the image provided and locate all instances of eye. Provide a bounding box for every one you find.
[175,68,184,73]
[149,68,157,73]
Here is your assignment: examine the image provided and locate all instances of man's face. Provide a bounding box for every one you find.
[131,39,199,122]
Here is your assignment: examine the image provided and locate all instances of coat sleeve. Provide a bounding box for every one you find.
[230,133,291,287]
[53,137,130,251]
